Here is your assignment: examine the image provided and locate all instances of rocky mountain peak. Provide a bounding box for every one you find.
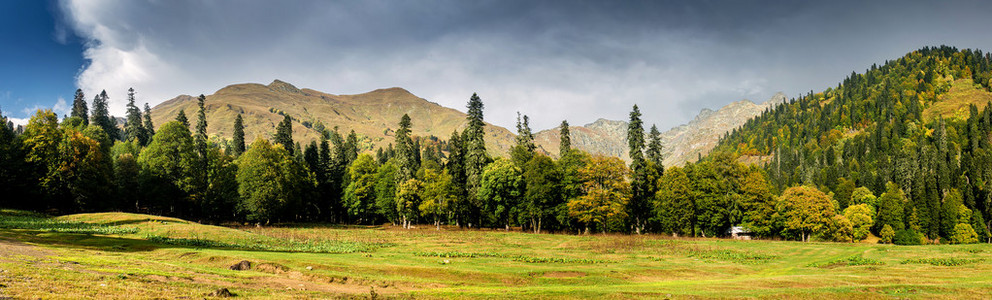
[268,79,301,94]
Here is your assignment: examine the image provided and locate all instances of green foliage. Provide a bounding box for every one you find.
[876,183,906,232]
[418,167,453,229]
[70,89,88,125]
[893,229,925,245]
[344,154,378,223]
[776,186,835,242]
[558,120,571,158]
[740,171,776,237]
[464,93,488,224]
[396,178,422,228]
[510,113,535,168]
[274,115,293,155]
[235,139,313,222]
[951,223,979,244]
[568,156,630,233]
[843,204,875,241]
[123,88,148,145]
[374,160,399,223]
[655,166,695,236]
[89,90,119,141]
[808,255,884,268]
[139,121,197,215]
[880,224,896,244]
[521,154,563,233]
[478,159,523,229]
[394,114,417,183]
[900,257,984,266]
[231,114,245,156]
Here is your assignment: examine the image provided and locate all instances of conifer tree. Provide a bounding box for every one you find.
[510,112,535,168]
[123,88,147,145]
[274,115,293,155]
[142,103,155,138]
[90,90,119,141]
[646,124,664,172]
[70,89,88,125]
[559,120,571,158]
[464,93,488,226]
[394,114,417,182]
[175,110,189,128]
[231,114,245,156]
[627,105,649,234]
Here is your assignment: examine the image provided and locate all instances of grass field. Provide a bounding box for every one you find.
[1,210,991,299]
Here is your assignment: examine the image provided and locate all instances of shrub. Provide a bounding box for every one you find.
[893,229,924,245]
[880,225,895,244]
[951,223,979,244]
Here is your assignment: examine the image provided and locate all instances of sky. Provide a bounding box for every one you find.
[2,0,992,131]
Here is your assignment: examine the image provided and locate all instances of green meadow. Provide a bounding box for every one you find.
[1,210,990,299]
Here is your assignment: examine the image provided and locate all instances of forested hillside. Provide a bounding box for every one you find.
[715,46,992,243]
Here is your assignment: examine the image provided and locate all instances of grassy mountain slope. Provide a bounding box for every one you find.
[149,80,517,155]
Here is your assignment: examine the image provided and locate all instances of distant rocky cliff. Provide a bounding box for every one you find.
[534,92,788,166]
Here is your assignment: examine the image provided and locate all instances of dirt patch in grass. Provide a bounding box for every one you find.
[541,271,586,278]
[0,239,52,259]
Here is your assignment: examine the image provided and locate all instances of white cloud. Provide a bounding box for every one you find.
[57,0,992,132]
[7,118,28,127]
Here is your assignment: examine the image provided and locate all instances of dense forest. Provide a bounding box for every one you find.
[1,46,990,245]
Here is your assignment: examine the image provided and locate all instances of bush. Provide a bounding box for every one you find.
[893,229,924,245]
[880,225,895,244]
[951,223,979,244]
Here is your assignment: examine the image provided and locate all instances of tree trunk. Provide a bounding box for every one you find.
[435,219,440,231]
[537,218,542,235]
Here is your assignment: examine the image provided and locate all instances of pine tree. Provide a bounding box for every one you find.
[627,105,649,234]
[70,89,88,125]
[464,93,488,226]
[274,115,293,155]
[510,112,535,168]
[123,88,147,145]
[90,90,119,141]
[646,124,664,172]
[394,114,417,183]
[231,114,245,156]
[175,110,189,128]
[559,120,571,158]
[143,103,155,138]
[446,130,468,226]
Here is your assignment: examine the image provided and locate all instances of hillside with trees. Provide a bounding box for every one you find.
[714,46,992,244]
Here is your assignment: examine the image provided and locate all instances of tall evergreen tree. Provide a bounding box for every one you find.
[559,120,571,158]
[142,103,155,138]
[394,114,417,182]
[231,114,245,156]
[646,124,664,172]
[447,130,468,226]
[464,93,489,227]
[175,110,189,128]
[70,89,88,125]
[627,105,649,234]
[123,88,147,145]
[510,112,536,168]
[274,115,293,155]
[90,90,119,141]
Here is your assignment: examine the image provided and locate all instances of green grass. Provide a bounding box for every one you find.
[2,210,992,299]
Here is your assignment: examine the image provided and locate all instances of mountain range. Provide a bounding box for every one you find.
[150,79,782,165]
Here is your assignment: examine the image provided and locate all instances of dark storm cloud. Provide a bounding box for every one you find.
[60,0,992,131]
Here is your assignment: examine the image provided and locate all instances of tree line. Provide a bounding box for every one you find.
[1,46,988,244]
